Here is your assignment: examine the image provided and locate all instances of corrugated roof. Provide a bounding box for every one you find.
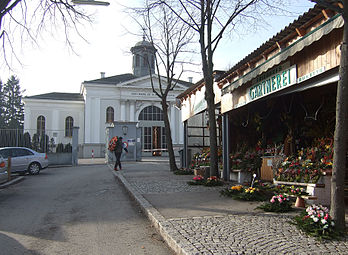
[25,92,84,101]
[217,4,325,82]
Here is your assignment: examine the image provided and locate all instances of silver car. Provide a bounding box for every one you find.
[0,147,48,175]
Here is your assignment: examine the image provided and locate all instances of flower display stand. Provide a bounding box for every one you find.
[194,168,205,176]
[230,170,251,184]
[273,175,331,206]
[194,166,210,179]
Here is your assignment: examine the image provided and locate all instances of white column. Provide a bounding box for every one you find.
[120,101,126,121]
[94,98,101,143]
[170,104,176,143]
[129,101,135,121]
[85,96,92,143]
[52,110,59,131]
[178,109,184,144]
[24,107,31,131]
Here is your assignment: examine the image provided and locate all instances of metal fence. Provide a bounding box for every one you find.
[0,129,73,154]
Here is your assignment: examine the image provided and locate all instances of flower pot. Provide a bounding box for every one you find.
[295,197,306,208]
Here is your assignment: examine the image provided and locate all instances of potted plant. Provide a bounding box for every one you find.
[257,194,293,213]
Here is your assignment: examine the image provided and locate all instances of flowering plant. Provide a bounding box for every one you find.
[204,176,223,187]
[233,186,267,201]
[193,175,204,181]
[293,204,338,240]
[275,138,332,183]
[229,148,262,172]
[257,194,293,213]
[220,185,244,197]
[187,175,205,185]
[287,185,308,197]
[190,148,212,168]
[108,136,118,151]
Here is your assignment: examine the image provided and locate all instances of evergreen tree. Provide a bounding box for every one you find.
[3,75,25,130]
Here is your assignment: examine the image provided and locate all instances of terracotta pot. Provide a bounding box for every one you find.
[295,197,306,208]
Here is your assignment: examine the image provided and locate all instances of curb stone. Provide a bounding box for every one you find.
[0,176,25,189]
[109,166,198,255]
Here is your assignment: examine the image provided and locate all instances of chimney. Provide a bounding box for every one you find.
[100,72,105,78]
[188,77,193,83]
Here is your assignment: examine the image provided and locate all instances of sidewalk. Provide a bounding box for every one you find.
[108,160,348,255]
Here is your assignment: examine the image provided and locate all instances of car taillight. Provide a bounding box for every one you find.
[0,162,5,168]
[45,154,48,159]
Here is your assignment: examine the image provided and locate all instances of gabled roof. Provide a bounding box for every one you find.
[25,92,84,101]
[84,73,137,84]
[84,72,193,88]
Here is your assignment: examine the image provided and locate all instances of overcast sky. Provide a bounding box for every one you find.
[0,1,315,97]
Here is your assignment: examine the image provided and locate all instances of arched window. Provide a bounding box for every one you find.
[106,106,114,123]
[135,55,140,67]
[65,116,74,137]
[37,115,45,136]
[138,105,163,121]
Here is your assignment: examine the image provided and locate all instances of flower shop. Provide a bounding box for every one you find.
[217,5,345,206]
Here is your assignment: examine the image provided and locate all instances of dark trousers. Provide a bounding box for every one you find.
[114,152,122,169]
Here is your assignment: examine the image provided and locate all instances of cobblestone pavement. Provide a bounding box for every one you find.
[112,162,348,255]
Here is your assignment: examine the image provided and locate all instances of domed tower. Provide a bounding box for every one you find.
[130,36,156,77]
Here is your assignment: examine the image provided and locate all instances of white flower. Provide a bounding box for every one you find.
[313,217,319,222]
[331,221,335,226]
[321,219,327,224]
[323,224,328,229]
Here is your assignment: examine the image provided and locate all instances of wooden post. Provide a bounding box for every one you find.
[7,157,11,181]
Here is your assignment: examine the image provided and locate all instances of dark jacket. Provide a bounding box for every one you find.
[115,139,128,153]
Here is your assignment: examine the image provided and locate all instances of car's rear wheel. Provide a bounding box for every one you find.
[28,162,41,175]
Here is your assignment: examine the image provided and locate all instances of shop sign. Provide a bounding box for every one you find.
[249,65,297,101]
[193,97,207,115]
[297,66,326,83]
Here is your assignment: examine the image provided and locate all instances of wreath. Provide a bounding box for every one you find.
[108,136,118,151]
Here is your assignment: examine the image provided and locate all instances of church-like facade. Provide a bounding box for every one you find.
[23,39,191,158]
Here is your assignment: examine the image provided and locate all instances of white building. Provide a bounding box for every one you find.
[23,39,191,158]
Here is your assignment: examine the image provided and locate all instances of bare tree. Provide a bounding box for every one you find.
[0,0,91,68]
[135,2,194,171]
[311,0,347,232]
[155,0,286,177]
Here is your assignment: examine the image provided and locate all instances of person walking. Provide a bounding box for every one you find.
[114,137,128,171]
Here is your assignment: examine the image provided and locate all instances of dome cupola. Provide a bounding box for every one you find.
[130,36,156,77]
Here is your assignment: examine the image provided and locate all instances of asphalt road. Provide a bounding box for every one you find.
[0,164,173,255]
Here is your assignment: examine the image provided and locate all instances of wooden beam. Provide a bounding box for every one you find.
[262,54,268,60]
[322,9,334,19]
[276,41,283,50]
[295,27,306,37]
[247,61,255,69]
